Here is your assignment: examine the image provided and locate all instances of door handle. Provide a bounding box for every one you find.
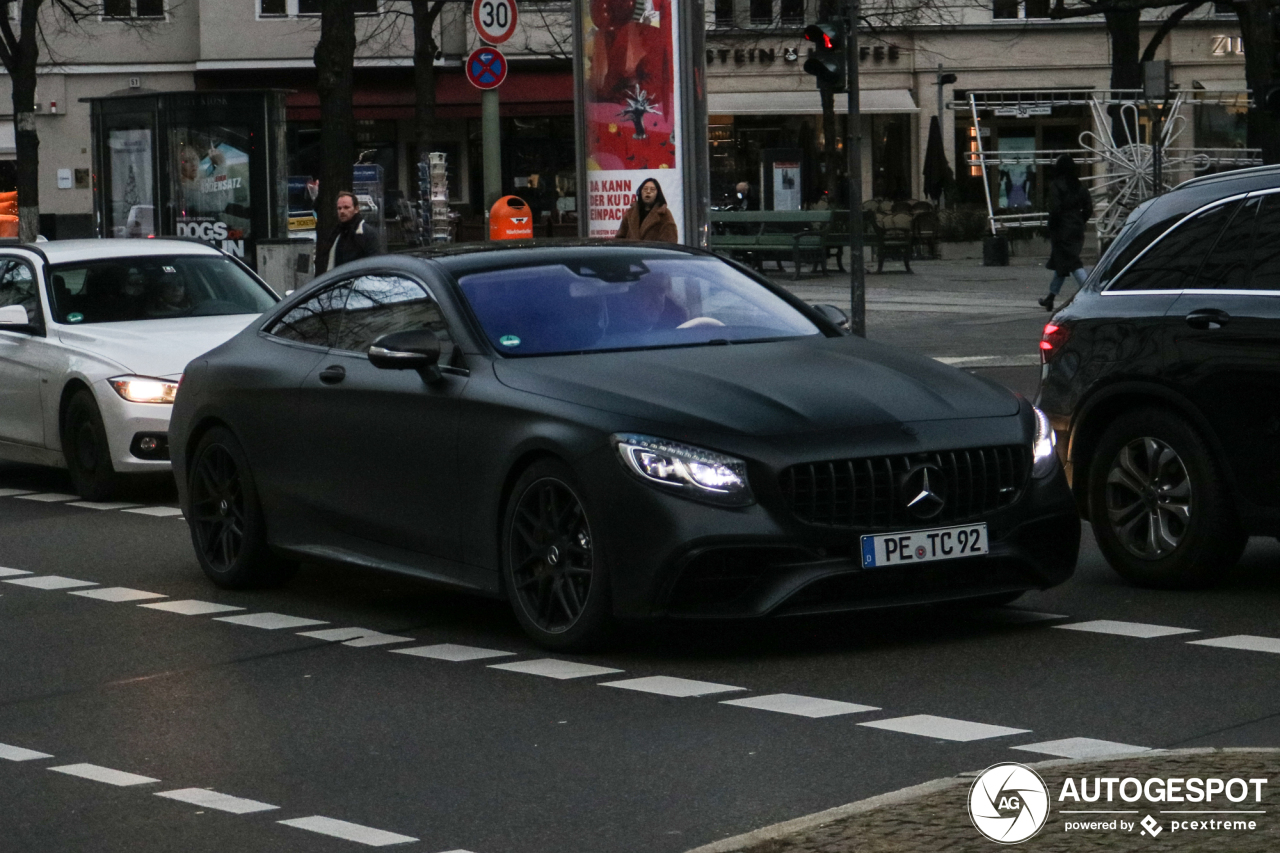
[1185,309,1230,330]
[318,365,346,385]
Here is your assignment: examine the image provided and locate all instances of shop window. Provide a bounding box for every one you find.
[264,0,379,16]
[103,0,165,18]
[750,0,774,26]
[1024,0,1050,17]
[992,0,1019,18]
[993,0,1050,18]
[714,0,735,28]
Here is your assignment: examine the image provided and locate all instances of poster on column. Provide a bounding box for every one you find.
[579,0,683,241]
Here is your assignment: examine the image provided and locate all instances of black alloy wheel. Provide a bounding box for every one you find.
[63,389,120,501]
[1088,407,1246,589]
[503,460,611,650]
[188,426,295,589]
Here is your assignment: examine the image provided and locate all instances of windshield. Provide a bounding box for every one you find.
[47,255,278,325]
[456,257,822,356]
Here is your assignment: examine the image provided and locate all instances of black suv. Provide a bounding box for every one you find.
[1038,164,1280,588]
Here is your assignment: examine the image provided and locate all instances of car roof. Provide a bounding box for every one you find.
[0,238,223,265]
[398,239,706,277]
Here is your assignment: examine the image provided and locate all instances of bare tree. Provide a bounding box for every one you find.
[1229,0,1279,164]
[0,0,40,240]
[314,0,358,268]
[411,0,447,165]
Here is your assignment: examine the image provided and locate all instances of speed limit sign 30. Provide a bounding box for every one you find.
[473,0,519,45]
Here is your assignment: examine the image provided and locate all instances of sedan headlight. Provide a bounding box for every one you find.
[611,433,754,507]
[108,375,179,405]
[1032,405,1058,478]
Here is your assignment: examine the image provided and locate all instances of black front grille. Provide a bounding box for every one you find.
[779,446,1031,530]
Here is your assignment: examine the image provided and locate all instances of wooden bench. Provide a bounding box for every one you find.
[708,210,831,280]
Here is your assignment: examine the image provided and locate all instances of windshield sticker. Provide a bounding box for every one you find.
[499,335,521,348]
[162,266,177,274]
[67,312,84,324]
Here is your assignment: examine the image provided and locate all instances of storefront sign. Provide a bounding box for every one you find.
[994,105,1052,117]
[705,44,900,65]
[576,0,685,240]
[1211,35,1245,56]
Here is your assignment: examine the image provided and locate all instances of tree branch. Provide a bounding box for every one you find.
[1141,0,1206,61]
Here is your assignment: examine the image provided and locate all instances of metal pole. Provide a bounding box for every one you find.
[482,88,502,215]
[845,0,865,338]
[970,93,997,237]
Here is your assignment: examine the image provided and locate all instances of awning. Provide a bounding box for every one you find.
[708,89,918,116]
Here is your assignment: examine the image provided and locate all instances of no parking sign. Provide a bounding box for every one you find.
[466,47,508,91]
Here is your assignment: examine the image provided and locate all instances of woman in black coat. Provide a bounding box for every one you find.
[1038,154,1094,311]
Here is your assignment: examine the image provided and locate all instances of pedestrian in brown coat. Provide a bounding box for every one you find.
[615,178,678,243]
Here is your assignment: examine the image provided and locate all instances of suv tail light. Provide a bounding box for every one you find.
[1040,322,1070,363]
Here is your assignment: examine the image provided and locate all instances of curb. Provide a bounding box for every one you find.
[683,748,1280,853]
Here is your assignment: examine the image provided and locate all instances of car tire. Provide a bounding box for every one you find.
[63,389,121,501]
[187,426,297,589]
[502,459,613,651]
[1087,407,1246,589]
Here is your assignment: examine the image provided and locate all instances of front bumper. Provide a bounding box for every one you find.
[94,381,173,473]
[577,446,1080,620]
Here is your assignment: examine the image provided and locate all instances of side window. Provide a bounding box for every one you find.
[1192,197,1259,291]
[269,282,351,348]
[334,274,451,354]
[1249,194,1280,292]
[1108,201,1239,292]
[0,260,39,321]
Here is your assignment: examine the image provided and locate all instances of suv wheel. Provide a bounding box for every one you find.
[1088,407,1245,588]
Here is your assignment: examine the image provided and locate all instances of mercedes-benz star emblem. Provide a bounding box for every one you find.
[901,464,946,519]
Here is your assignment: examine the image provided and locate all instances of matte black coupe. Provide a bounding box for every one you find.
[171,243,1079,649]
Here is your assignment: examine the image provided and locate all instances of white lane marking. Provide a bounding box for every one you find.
[969,608,1070,624]
[4,575,97,590]
[859,714,1030,742]
[935,355,1042,367]
[278,816,417,847]
[0,489,36,497]
[299,627,414,647]
[14,492,79,502]
[155,788,279,814]
[0,567,32,577]
[0,742,52,761]
[71,587,167,603]
[49,763,159,786]
[489,659,624,680]
[214,613,327,630]
[140,600,245,616]
[1012,737,1151,759]
[1188,635,1280,655]
[123,506,184,518]
[599,676,747,698]
[720,693,880,718]
[390,643,516,662]
[67,501,143,511]
[1054,620,1198,639]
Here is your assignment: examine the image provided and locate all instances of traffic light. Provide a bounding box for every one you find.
[804,21,846,92]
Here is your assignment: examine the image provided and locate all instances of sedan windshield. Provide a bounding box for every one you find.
[47,255,277,325]
[456,256,822,356]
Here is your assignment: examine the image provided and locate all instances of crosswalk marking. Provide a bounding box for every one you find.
[155,787,279,814]
[0,567,32,577]
[67,501,143,511]
[123,506,184,518]
[71,587,167,603]
[0,489,35,497]
[1188,635,1280,655]
[214,613,327,630]
[599,676,747,698]
[1054,620,1198,639]
[0,742,52,761]
[140,600,245,616]
[49,763,159,786]
[278,816,417,846]
[489,659,624,680]
[1012,737,1151,759]
[299,627,414,647]
[969,608,1070,624]
[391,643,516,662]
[4,575,97,590]
[721,694,880,718]
[859,714,1030,742]
[14,492,78,502]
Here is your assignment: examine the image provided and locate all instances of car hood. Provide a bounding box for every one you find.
[493,335,1021,435]
[57,315,260,378]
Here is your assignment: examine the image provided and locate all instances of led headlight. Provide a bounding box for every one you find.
[1031,405,1058,478]
[108,376,179,405]
[611,433,754,507]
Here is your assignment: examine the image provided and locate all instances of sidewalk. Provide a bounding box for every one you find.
[687,749,1280,853]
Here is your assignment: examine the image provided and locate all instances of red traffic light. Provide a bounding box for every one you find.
[804,23,842,51]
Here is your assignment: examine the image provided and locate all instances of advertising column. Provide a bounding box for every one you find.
[574,0,708,246]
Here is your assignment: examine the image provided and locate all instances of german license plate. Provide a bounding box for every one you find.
[860,523,988,568]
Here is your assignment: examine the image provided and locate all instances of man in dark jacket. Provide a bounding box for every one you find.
[1038,154,1094,311]
[318,191,379,274]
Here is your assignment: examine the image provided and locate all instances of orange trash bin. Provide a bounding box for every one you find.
[489,195,535,241]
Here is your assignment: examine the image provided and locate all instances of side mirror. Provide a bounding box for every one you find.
[0,304,37,334]
[811,303,851,335]
[369,328,443,382]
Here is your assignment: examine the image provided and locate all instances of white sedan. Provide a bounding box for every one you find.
[0,239,278,499]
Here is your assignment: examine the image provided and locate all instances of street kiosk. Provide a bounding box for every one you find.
[85,90,290,270]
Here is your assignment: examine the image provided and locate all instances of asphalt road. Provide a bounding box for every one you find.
[1,459,1277,853]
